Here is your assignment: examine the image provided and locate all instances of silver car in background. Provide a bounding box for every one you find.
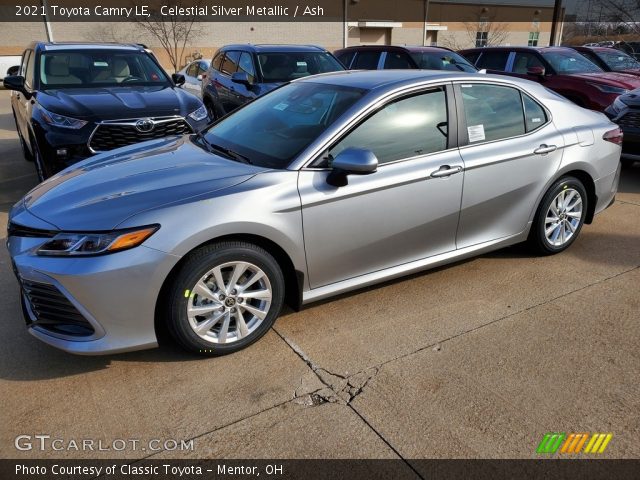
[7,70,622,356]
[177,59,210,98]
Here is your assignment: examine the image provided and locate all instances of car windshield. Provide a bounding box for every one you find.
[410,51,477,72]
[202,82,367,169]
[39,50,170,89]
[541,50,603,74]
[257,52,344,83]
[595,49,640,71]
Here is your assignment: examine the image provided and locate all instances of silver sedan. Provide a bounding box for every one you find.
[7,70,622,356]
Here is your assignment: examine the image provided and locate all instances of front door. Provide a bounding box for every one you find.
[299,86,465,288]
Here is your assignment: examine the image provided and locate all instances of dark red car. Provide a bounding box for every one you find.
[459,46,640,111]
[571,46,640,77]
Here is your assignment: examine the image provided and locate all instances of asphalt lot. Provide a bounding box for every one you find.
[0,89,639,464]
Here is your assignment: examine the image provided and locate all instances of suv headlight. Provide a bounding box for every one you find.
[37,226,158,256]
[587,83,629,95]
[188,105,208,122]
[39,106,88,129]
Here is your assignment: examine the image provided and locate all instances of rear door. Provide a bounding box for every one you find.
[475,50,511,74]
[14,49,33,143]
[217,51,240,113]
[454,82,565,248]
[299,85,464,288]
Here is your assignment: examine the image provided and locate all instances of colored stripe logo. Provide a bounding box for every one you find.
[537,433,612,455]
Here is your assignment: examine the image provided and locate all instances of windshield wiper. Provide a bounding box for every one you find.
[194,133,253,165]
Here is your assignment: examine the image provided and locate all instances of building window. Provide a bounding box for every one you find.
[476,31,488,47]
[528,32,540,46]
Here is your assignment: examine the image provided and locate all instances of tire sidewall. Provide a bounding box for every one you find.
[168,244,285,355]
[535,176,587,254]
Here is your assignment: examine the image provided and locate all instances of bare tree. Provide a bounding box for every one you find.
[440,11,510,50]
[134,1,203,72]
[598,0,640,36]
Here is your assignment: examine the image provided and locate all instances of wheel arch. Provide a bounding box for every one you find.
[154,233,304,345]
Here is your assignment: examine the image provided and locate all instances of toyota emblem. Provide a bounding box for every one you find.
[135,118,155,132]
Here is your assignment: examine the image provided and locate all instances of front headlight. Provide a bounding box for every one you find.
[39,106,88,129]
[587,82,629,95]
[188,104,208,122]
[37,226,159,256]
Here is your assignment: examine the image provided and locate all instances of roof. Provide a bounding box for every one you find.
[295,69,481,90]
[34,42,144,52]
[220,44,326,53]
[460,46,574,53]
[335,45,455,53]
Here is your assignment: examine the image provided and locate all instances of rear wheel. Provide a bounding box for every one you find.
[165,242,285,356]
[529,176,587,255]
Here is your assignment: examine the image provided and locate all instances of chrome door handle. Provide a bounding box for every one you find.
[431,165,462,178]
[533,144,557,155]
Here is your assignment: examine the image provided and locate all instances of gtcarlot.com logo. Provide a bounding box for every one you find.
[536,433,613,455]
[14,435,194,452]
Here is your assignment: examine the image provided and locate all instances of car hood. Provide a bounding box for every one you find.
[21,136,266,231]
[35,85,202,121]
[566,71,640,88]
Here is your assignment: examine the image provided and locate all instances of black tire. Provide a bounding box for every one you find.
[12,110,33,162]
[528,176,588,255]
[204,98,218,121]
[165,241,285,356]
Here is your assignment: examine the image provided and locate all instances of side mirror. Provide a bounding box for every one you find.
[327,148,378,187]
[196,74,203,81]
[527,66,546,77]
[172,73,185,86]
[7,65,20,76]
[231,71,253,87]
[3,75,28,96]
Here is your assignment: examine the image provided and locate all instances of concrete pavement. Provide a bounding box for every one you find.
[0,90,638,461]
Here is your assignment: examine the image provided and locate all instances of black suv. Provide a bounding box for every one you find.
[3,42,208,180]
[201,44,344,119]
[605,88,640,162]
[334,45,477,72]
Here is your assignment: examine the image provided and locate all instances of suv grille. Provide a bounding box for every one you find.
[89,117,192,152]
[618,109,640,128]
[22,279,94,337]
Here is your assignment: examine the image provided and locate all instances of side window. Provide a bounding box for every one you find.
[24,50,35,88]
[383,51,413,69]
[221,51,240,75]
[212,52,224,71]
[328,88,448,165]
[476,51,510,71]
[186,62,198,77]
[512,52,544,74]
[460,84,525,143]
[238,52,256,82]
[353,51,380,70]
[463,51,481,65]
[522,93,547,132]
[336,51,355,68]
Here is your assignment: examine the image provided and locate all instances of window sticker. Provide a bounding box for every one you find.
[531,117,542,123]
[93,61,109,67]
[467,124,486,142]
[273,102,289,111]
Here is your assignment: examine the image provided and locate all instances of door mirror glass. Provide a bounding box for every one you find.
[527,66,546,76]
[7,65,20,76]
[172,73,185,86]
[231,71,253,86]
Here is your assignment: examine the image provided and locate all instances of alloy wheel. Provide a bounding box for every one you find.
[186,261,272,344]
[544,188,583,247]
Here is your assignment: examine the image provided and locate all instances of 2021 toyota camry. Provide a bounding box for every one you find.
[7,70,622,356]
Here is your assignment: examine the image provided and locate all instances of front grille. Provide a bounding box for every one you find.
[22,279,94,337]
[89,117,192,152]
[618,109,640,128]
[7,222,57,238]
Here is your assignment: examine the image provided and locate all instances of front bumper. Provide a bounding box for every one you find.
[8,229,180,355]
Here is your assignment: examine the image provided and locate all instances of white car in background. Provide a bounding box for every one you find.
[1,55,21,80]
[178,59,210,98]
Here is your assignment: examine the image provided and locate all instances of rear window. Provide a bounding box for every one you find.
[410,51,476,72]
[257,52,343,83]
[336,50,356,68]
[476,51,510,71]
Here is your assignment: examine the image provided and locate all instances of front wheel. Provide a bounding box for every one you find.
[529,176,588,255]
[165,242,285,356]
